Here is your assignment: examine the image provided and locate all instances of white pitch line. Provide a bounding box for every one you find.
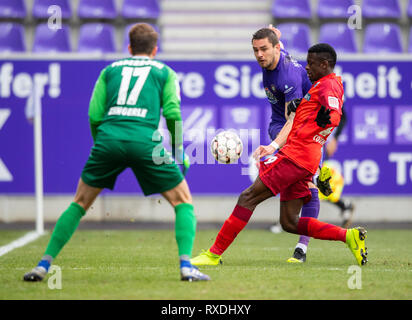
[0,231,44,257]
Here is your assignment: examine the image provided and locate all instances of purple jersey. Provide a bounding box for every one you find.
[262,49,312,140]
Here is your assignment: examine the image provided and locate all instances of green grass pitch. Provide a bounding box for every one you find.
[0,228,411,300]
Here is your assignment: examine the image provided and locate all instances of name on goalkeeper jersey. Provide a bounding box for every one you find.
[108,106,148,118]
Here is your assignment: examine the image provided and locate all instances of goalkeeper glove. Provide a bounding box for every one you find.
[316,166,333,196]
[287,98,302,116]
[172,145,190,176]
[315,105,332,128]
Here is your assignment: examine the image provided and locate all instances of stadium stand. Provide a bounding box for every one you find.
[0,0,412,55]
[0,22,26,52]
[408,0,412,17]
[122,0,160,19]
[362,0,401,19]
[160,0,271,54]
[319,22,358,53]
[32,23,71,52]
[276,23,311,54]
[271,0,312,19]
[409,26,412,52]
[317,0,354,19]
[32,0,72,19]
[77,0,117,20]
[0,0,26,19]
[363,23,403,53]
[78,23,116,53]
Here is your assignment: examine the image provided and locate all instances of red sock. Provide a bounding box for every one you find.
[297,217,347,242]
[210,205,253,255]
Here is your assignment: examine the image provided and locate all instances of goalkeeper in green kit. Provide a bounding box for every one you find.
[24,23,210,282]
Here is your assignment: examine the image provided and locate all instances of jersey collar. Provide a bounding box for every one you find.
[132,55,151,59]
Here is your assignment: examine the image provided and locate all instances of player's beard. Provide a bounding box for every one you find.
[263,56,276,70]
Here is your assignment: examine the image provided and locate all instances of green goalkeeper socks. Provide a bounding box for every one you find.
[44,202,86,259]
[174,203,196,258]
[44,202,195,260]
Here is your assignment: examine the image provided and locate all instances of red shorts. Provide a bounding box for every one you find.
[259,152,313,204]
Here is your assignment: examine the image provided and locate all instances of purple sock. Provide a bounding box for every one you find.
[298,188,320,247]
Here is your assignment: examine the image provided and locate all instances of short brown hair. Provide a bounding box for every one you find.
[252,28,279,46]
[129,23,158,55]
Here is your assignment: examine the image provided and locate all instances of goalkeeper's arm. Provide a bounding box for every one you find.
[88,68,107,142]
[162,67,190,174]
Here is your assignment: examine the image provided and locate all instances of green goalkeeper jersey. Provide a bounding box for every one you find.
[88,56,182,144]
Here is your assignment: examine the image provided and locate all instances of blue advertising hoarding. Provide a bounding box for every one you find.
[0,59,411,195]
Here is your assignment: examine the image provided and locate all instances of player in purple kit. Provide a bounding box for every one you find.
[255,27,324,263]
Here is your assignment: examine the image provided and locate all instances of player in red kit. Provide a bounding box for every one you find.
[191,43,368,267]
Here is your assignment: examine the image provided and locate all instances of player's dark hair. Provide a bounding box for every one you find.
[129,23,158,55]
[252,28,279,47]
[308,43,337,68]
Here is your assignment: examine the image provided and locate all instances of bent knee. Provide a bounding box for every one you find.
[280,217,298,234]
[237,188,254,209]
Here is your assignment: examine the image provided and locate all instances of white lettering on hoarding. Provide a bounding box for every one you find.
[388,152,412,185]
[213,65,265,99]
[0,109,12,181]
[177,72,204,99]
[334,65,402,99]
[0,63,61,99]
[326,159,379,186]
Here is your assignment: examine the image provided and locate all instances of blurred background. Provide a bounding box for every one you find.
[0,0,411,228]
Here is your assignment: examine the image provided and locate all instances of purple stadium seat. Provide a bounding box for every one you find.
[0,0,26,18]
[78,23,116,53]
[78,0,117,19]
[317,0,354,19]
[123,23,161,53]
[408,0,412,18]
[362,0,401,19]
[408,27,412,53]
[276,23,310,54]
[0,23,25,52]
[33,23,71,53]
[32,0,72,19]
[121,0,160,19]
[271,0,311,19]
[363,23,403,53]
[319,23,357,53]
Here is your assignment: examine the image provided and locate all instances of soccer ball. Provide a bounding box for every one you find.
[210,131,243,164]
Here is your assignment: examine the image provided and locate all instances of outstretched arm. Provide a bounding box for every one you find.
[253,100,298,159]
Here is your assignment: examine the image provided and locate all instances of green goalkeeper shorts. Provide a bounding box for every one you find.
[81,139,184,196]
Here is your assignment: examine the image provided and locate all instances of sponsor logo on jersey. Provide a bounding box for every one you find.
[328,96,339,109]
[284,85,294,94]
[319,127,334,137]
[304,93,311,101]
[313,134,327,145]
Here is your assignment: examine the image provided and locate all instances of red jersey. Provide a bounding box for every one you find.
[280,73,344,174]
